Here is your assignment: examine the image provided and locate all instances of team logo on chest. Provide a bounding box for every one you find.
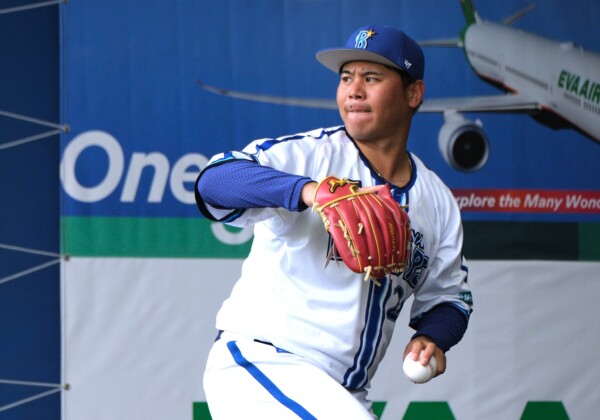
[403,230,429,288]
[386,229,429,322]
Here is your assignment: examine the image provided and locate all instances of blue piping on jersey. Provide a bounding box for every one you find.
[226,341,317,420]
[349,135,417,213]
[452,302,471,319]
[253,126,346,154]
[215,150,258,164]
[221,208,245,223]
[342,279,393,389]
[369,151,417,193]
[461,262,469,278]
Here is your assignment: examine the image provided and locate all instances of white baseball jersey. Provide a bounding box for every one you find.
[202,125,472,390]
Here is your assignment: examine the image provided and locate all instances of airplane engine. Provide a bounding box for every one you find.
[438,111,489,172]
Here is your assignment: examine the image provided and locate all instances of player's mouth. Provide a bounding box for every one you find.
[346,105,371,113]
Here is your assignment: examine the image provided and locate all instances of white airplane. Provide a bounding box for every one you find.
[198,0,600,171]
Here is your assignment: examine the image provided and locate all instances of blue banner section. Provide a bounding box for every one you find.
[61,1,600,221]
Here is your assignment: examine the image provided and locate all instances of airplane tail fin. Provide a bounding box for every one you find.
[460,0,480,26]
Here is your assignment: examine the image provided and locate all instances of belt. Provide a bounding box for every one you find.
[215,330,288,353]
[215,330,273,346]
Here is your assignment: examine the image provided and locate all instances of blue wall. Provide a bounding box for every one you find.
[0,2,60,419]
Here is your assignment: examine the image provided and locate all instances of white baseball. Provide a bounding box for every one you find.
[403,351,437,384]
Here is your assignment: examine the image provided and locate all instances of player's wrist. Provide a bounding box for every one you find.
[300,181,318,207]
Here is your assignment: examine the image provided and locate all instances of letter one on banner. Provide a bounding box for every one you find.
[60,130,208,205]
[60,130,124,202]
[121,152,170,202]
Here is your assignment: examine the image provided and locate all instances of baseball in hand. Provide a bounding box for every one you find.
[403,351,437,384]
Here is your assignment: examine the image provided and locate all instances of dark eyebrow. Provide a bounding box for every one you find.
[340,67,385,77]
[362,70,384,77]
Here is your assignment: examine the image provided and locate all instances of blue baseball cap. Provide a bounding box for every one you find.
[316,25,424,81]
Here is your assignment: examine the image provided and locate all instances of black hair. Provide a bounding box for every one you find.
[397,69,416,88]
[394,69,422,114]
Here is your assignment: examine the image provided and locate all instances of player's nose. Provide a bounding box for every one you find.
[348,81,365,100]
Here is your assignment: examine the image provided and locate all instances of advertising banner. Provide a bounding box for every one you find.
[60,1,600,419]
[62,259,600,419]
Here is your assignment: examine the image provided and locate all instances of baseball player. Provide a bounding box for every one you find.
[195,24,472,419]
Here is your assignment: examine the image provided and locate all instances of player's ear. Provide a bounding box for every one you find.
[406,80,424,108]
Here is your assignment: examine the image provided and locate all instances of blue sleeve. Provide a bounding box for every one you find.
[409,303,469,353]
[195,160,314,219]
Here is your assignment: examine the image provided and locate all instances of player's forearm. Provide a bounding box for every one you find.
[409,303,469,353]
[196,160,314,211]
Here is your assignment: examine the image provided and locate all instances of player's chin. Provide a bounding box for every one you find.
[344,125,377,143]
[343,117,376,138]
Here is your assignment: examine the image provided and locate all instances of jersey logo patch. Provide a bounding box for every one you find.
[403,229,429,288]
[386,229,429,322]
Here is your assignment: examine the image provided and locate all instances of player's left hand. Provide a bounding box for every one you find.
[403,337,446,377]
[312,176,411,283]
[301,181,384,208]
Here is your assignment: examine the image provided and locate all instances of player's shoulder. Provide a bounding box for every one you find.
[275,125,347,142]
[410,153,462,227]
[411,153,454,198]
[250,125,349,153]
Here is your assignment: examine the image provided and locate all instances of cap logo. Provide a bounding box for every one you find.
[354,29,377,49]
[404,59,412,69]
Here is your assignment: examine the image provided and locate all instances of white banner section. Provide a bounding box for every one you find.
[62,259,600,420]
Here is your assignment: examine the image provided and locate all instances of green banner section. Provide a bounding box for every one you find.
[371,401,387,418]
[463,221,600,261]
[520,402,569,420]
[578,222,600,261]
[62,216,253,258]
[192,402,211,420]
[62,216,600,261]
[403,402,455,419]
[193,400,569,419]
[193,401,387,419]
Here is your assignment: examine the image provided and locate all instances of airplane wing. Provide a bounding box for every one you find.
[420,94,541,113]
[197,81,541,114]
[197,81,338,110]
[418,38,462,48]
